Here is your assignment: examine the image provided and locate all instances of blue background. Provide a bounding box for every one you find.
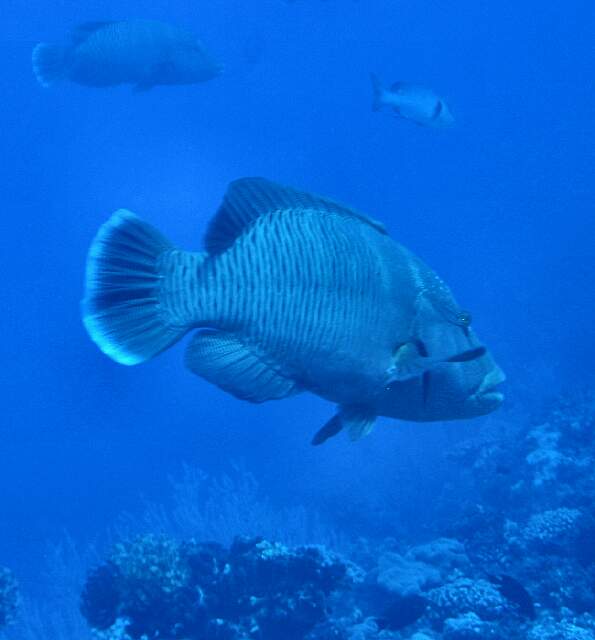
[0,0,593,592]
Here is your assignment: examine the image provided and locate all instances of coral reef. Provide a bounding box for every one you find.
[435,390,595,638]
[118,464,336,548]
[79,533,533,639]
[0,566,19,628]
[81,535,352,639]
[376,552,441,597]
[442,612,491,640]
[516,507,583,549]
[426,577,508,621]
[6,536,93,640]
[280,390,595,639]
[11,391,595,640]
[526,613,595,640]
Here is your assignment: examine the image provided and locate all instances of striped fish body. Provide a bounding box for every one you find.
[33,20,221,89]
[180,207,420,406]
[71,21,175,86]
[82,178,505,445]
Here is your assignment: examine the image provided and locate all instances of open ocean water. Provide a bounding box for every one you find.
[0,1,594,638]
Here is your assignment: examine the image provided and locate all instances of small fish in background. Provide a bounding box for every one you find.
[371,73,454,128]
[486,573,536,619]
[32,20,223,90]
[81,178,504,445]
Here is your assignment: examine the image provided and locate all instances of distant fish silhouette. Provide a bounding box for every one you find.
[33,20,222,90]
[371,73,454,128]
[487,573,535,619]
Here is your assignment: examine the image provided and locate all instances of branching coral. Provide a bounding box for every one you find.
[527,616,595,640]
[119,464,337,548]
[426,577,508,622]
[442,612,493,640]
[522,507,583,547]
[0,567,19,628]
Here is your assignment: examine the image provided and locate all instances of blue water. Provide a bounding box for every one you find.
[1,1,594,637]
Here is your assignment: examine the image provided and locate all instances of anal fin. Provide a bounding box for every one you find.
[185,330,299,403]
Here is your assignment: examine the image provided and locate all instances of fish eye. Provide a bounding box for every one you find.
[457,310,472,326]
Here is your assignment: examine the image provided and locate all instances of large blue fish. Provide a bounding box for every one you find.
[33,20,222,90]
[82,178,504,444]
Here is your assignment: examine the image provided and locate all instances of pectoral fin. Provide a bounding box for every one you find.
[311,406,376,446]
[386,342,486,384]
[386,342,433,382]
[185,330,299,402]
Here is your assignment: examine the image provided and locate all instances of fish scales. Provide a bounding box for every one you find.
[82,178,505,443]
[33,20,221,90]
[189,210,391,389]
[72,23,160,85]
[163,250,203,326]
[168,211,368,368]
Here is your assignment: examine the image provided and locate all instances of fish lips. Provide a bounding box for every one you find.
[464,365,506,413]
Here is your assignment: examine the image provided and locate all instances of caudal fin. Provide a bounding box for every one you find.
[32,43,68,87]
[370,72,386,111]
[82,210,188,365]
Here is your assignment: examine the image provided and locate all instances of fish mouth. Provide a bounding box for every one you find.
[468,366,507,408]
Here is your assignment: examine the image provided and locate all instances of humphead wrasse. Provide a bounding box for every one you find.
[33,20,222,90]
[82,178,504,444]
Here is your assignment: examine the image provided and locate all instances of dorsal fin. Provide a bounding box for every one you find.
[204,177,388,254]
[71,21,115,44]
